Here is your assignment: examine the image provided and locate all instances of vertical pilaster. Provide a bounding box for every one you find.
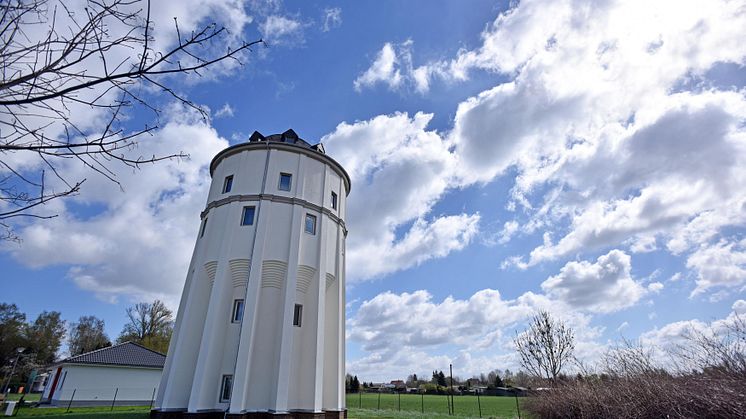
[188,209,236,411]
[229,200,270,414]
[271,203,303,412]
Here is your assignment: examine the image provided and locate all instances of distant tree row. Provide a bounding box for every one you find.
[0,300,173,390]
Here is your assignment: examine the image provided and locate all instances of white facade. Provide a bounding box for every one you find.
[42,364,162,406]
[154,131,350,419]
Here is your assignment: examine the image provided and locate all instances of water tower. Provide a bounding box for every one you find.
[152,129,350,419]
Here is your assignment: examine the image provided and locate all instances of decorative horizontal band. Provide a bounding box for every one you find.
[297,265,316,293]
[200,194,347,235]
[204,261,218,286]
[261,260,287,289]
[229,259,250,288]
[326,273,335,290]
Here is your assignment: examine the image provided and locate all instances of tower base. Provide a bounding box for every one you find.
[151,410,347,419]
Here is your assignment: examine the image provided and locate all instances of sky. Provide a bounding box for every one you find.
[2,0,746,382]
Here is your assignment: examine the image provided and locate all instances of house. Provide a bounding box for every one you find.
[390,380,406,390]
[41,342,165,407]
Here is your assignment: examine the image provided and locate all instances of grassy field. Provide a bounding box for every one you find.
[3,393,41,402]
[4,394,525,419]
[346,393,525,418]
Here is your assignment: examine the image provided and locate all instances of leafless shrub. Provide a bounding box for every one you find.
[525,315,746,418]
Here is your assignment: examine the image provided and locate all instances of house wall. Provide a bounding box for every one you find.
[49,364,162,406]
[155,140,349,416]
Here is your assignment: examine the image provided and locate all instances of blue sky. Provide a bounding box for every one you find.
[2,0,746,382]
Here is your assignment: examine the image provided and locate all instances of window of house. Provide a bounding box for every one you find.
[200,218,208,237]
[279,173,292,191]
[305,214,316,235]
[220,375,233,402]
[293,304,303,327]
[331,191,338,210]
[241,206,255,226]
[222,175,233,193]
[232,299,244,323]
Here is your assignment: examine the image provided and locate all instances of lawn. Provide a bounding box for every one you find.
[4,394,526,419]
[11,405,149,418]
[346,393,525,418]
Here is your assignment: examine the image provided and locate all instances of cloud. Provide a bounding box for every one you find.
[259,15,305,45]
[5,109,229,305]
[686,239,746,296]
[322,112,479,281]
[214,103,235,119]
[321,7,342,32]
[353,41,413,92]
[347,288,604,381]
[540,250,647,313]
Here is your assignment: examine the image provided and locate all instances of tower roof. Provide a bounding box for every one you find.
[246,129,325,153]
[210,129,350,195]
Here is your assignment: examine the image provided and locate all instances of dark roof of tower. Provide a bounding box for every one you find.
[247,129,325,154]
[59,342,166,369]
[210,129,349,194]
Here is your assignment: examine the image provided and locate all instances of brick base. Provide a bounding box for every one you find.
[154,410,346,419]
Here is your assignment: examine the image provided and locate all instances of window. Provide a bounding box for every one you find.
[200,218,208,237]
[241,206,255,226]
[305,214,316,235]
[293,304,303,327]
[331,191,338,210]
[232,299,244,323]
[220,375,233,402]
[222,175,233,193]
[279,173,292,191]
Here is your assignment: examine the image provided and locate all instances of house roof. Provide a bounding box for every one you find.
[60,342,166,369]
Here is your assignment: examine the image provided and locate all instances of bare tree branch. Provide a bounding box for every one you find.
[0,0,264,240]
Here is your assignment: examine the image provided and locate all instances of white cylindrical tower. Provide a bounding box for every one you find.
[152,129,350,419]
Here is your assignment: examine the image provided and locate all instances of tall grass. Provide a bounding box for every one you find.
[525,315,746,418]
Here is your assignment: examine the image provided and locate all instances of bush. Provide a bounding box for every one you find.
[525,315,746,418]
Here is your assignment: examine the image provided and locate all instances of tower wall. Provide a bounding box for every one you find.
[153,136,349,419]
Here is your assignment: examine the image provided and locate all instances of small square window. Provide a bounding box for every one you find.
[241,206,256,226]
[232,299,244,323]
[279,173,292,191]
[222,175,233,193]
[220,375,233,402]
[293,304,303,327]
[200,218,208,237]
[331,191,338,210]
[305,214,316,235]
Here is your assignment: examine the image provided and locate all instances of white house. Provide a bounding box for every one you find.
[153,130,350,419]
[42,342,165,407]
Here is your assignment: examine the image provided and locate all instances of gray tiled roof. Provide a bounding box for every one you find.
[62,342,165,368]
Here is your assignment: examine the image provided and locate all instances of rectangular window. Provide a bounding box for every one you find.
[222,175,233,193]
[232,299,244,323]
[200,218,208,237]
[279,173,292,191]
[331,191,338,210]
[293,304,303,327]
[305,214,317,235]
[220,375,233,402]
[241,206,255,226]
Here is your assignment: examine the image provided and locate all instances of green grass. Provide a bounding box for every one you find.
[4,394,525,419]
[11,405,149,418]
[3,393,41,402]
[346,393,525,418]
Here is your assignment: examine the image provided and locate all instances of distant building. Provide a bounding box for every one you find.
[41,342,165,406]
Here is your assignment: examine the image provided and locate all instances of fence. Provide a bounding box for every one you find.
[49,387,158,410]
[345,391,524,418]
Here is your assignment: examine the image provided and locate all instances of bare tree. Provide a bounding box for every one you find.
[117,299,172,353]
[0,0,263,240]
[514,310,575,380]
[68,315,111,356]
